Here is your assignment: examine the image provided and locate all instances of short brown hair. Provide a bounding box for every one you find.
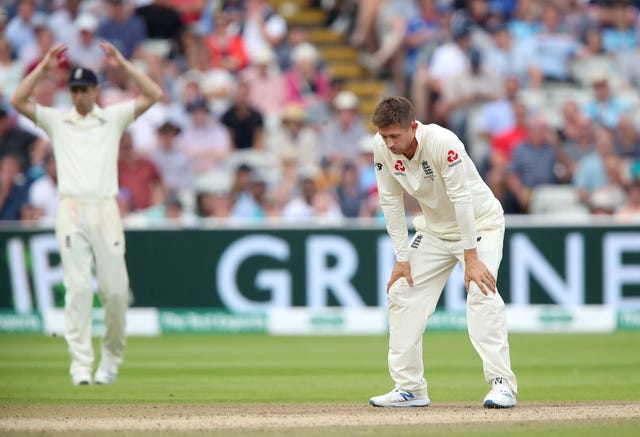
[371,96,415,129]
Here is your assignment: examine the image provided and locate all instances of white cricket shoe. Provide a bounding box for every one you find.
[369,388,430,407]
[71,370,92,386]
[94,367,117,385]
[483,377,517,408]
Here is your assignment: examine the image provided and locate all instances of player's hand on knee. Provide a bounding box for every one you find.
[387,261,414,293]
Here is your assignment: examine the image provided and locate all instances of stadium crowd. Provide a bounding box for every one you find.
[1,0,640,225]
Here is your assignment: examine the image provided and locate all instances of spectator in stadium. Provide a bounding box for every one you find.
[613,114,640,160]
[436,47,501,154]
[573,126,622,205]
[615,178,640,222]
[0,37,26,103]
[117,131,164,211]
[134,0,184,44]
[4,0,45,56]
[558,113,596,182]
[0,154,30,220]
[266,102,321,178]
[0,106,41,174]
[239,47,286,122]
[482,22,535,87]
[66,14,103,73]
[410,17,473,123]
[357,0,417,96]
[204,9,249,73]
[582,70,632,130]
[484,100,529,207]
[320,90,369,166]
[97,0,148,59]
[178,96,232,175]
[19,16,55,70]
[150,119,194,193]
[220,80,264,151]
[335,162,365,218]
[403,0,445,93]
[505,115,561,213]
[283,42,331,123]
[240,0,288,63]
[48,0,83,47]
[28,149,57,223]
[527,3,582,85]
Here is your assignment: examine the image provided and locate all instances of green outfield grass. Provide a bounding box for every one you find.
[0,332,639,436]
[1,332,639,404]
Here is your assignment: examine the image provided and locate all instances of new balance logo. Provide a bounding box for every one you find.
[399,391,415,401]
[411,234,422,249]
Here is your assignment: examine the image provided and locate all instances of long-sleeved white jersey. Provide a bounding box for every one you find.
[373,121,504,262]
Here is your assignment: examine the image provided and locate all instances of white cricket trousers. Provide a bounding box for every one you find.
[56,197,129,377]
[387,225,518,395]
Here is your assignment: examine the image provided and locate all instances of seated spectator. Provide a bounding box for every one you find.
[135,0,184,47]
[4,0,46,56]
[582,71,631,129]
[573,127,622,204]
[239,47,286,123]
[281,177,317,221]
[220,80,264,151]
[204,9,249,73]
[97,0,147,59]
[320,91,369,166]
[558,114,596,182]
[28,150,57,223]
[117,132,164,211]
[571,26,623,89]
[178,96,232,175]
[66,13,103,73]
[283,42,331,123]
[613,114,640,160]
[150,119,194,192]
[615,179,640,222]
[485,100,529,205]
[229,164,268,220]
[436,47,501,153]
[357,0,416,96]
[266,102,321,178]
[0,37,25,98]
[240,0,288,62]
[0,154,29,221]
[505,115,561,213]
[0,106,41,175]
[411,17,473,122]
[335,162,366,218]
[527,3,582,85]
[483,21,535,87]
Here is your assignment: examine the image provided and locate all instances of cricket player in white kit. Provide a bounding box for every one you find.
[368,97,517,408]
[10,42,163,385]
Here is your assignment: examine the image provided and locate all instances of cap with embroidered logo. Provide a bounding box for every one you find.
[68,67,98,87]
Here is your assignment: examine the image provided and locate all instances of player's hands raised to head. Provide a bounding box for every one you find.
[387,261,414,293]
[100,41,128,69]
[463,250,496,296]
[42,43,68,71]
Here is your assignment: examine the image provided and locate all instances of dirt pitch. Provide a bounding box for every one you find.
[2,401,640,435]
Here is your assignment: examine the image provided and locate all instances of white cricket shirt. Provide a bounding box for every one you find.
[373,121,503,261]
[36,102,135,198]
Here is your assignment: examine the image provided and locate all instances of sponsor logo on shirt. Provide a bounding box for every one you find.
[393,160,406,175]
[447,149,462,167]
[376,162,383,171]
[421,160,434,180]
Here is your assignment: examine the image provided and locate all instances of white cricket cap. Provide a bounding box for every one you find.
[76,13,98,32]
[334,90,359,111]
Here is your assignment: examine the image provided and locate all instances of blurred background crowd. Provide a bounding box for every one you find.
[1,0,640,225]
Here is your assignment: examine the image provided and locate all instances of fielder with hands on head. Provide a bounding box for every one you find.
[10,41,163,386]
[368,96,517,408]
